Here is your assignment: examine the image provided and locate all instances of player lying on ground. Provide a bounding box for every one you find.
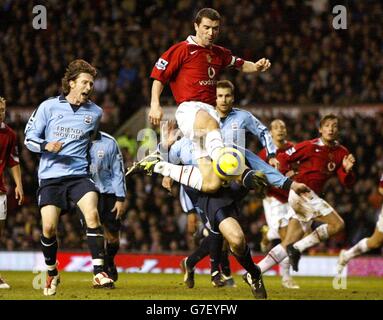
[336,174,383,274]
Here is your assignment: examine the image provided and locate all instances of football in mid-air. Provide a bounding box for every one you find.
[213,147,246,181]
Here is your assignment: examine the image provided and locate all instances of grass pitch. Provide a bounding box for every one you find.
[0,271,382,300]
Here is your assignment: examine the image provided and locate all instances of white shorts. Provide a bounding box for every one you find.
[377,206,383,233]
[288,189,334,224]
[175,101,220,159]
[0,194,7,220]
[263,196,291,240]
[179,185,195,213]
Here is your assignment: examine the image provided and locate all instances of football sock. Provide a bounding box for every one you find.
[105,241,120,267]
[343,238,369,262]
[293,224,329,252]
[154,163,203,191]
[220,250,231,277]
[209,232,223,274]
[41,235,58,276]
[205,130,224,161]
[187,236,210,269]
[258,244,287,273]
[86,227,105,275]
[233,245,261,279]
[279,257,291,280]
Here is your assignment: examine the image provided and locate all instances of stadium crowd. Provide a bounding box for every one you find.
[0,0,382,256]
[0,0,382,126]
[1,112,383,256]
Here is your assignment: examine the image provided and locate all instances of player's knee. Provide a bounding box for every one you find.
[84,209,101,228]
[368,236,383,249]
[331,216,344,235]
[228,233,245,255]
[195,110,219,131]
[42,225,56,238]
[202,179,221,193]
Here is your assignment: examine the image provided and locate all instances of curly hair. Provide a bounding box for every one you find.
[61,59,97,95]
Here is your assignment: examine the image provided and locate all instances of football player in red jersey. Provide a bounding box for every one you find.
[258,119,300,289]
[336,174,383,275]
[0,97,24,289]
[258,114,356,273]
[147,8,271,193]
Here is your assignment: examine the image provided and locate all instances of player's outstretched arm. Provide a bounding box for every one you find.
[241,58,271,73]
[149,80,165,126]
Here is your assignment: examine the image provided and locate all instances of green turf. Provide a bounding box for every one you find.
[0,271,382,300]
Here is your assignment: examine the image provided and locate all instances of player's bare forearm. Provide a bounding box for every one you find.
[149,80,165,125]
[10,165,24,204]
[241,58,271,73]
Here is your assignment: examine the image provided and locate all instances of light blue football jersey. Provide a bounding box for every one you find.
[24,95,102,180]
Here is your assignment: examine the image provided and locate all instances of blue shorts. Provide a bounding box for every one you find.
[37,175,99,210]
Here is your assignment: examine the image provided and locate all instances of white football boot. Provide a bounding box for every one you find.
[93,272,115,289]
[44,274,60,296]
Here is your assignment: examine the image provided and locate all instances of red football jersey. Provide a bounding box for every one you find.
[278,138,355,194]
[258,141,294,203]
[0,123,19,193]
[151,36,244,106]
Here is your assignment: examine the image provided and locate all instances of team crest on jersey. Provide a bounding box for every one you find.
[206,54,212,63]
[97,150,105,158]
[208,66,216,79]
[155,58,168,70]
[327,161,336,172]
[231,121,239,130]
[84,115,93,124]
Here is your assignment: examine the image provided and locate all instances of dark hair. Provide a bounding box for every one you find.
[319,114,338,127]
[0,96,5,105]
[194,8,221,25]
[61,59,97,95]
[217,80,234,93]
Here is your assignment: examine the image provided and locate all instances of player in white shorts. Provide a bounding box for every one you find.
[259,119,299,289]
[148,8,271,193]
[257,114,356,274]
[336,175,383,274]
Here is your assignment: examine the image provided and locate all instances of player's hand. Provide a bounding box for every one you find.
[255,58,271,72]
[268,157,280,170]
[149,104,164,126]
[162,176,173,193]
[291,181,311,196]
[161,120,180,148]
[343,154,355,173]
[45,141,64,153]
[15,185,24,205]
[111,201,126,219]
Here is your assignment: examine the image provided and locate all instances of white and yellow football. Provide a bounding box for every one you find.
[212,147,246,181]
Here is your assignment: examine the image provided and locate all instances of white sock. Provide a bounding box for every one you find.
[279,257,291,280]
[293,224,329,252]
[154,162,203,190]
[258,244,287,273]
[205,130,224,161]
[343,238,369,262]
